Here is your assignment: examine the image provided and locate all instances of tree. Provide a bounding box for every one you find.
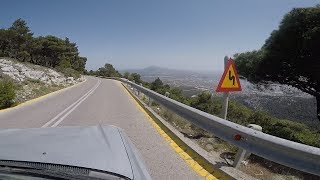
[123,72,130,79]
[234,6,320,121]
[150,77,163,91]
[58,57,72,69]
[17,50,31,62]
[130,73,142,84]
[95,63,121,77]
[88,70,95,75]
[96,67,107,77]
[234,50,264,81]
[7,19,33,59]
[0,29,14,56]
[105,63,116,76]
[0,19,87,73]
[9,18,33,37]
[169,87,190,104]
[105,63,121,77]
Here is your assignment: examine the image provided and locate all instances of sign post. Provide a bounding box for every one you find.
[221,56,230,119]
[216,56,242,119]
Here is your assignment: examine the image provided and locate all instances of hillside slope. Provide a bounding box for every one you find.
[0,58,84,105]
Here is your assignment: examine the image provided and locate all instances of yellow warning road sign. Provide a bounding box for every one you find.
[216,58,242,92]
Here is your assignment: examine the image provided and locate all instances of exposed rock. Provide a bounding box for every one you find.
[2,66,17,72]
[0,58,84,86]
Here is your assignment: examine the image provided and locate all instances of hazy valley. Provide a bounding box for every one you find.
[122,66,318,128]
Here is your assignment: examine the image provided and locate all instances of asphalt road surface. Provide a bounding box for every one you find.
[0,76,200,180]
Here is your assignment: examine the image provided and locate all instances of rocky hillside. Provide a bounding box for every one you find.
[0,58,84,104]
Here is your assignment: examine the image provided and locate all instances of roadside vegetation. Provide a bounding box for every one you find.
[0,19,87,74]
[87,63,122,78]
[0,63,79,110]
[0,19,87,109]
[0,77,16,109]
[15,78,65,104]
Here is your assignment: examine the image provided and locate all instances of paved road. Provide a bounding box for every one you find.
[0,76,200,180]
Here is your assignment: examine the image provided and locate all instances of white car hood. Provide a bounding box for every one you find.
[0,125,133,179]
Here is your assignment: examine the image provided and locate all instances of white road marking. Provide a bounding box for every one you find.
[41,79,101,128]
[51,80,101,127]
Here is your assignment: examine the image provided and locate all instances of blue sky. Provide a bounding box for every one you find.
[0,0,319,71]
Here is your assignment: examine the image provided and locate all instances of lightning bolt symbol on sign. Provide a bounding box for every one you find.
[216,58,241,92]
[228,70,235,86]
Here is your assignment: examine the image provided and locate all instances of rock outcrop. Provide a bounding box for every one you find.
[0,58,84,85]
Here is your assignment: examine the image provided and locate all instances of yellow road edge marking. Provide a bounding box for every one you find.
[0,78,87,113]
[118,82,231,180]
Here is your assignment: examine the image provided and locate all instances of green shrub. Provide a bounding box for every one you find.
[190,92,221,115]
[227,100,252,124]
[27,78,41,84]
[58,57,72,69]
[0,78,16,109]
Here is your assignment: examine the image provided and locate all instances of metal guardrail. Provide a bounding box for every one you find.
[118,78,320,176]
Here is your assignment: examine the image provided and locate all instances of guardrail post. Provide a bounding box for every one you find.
[133,88,138,96]
[233,124,262,168]
[233,148,246,168]
[138,83,143,97]
[148,97,152,106]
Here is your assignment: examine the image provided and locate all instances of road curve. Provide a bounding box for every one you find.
[0,76,201,180]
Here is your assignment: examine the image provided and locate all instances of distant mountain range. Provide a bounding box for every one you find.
[121,66,222,79]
